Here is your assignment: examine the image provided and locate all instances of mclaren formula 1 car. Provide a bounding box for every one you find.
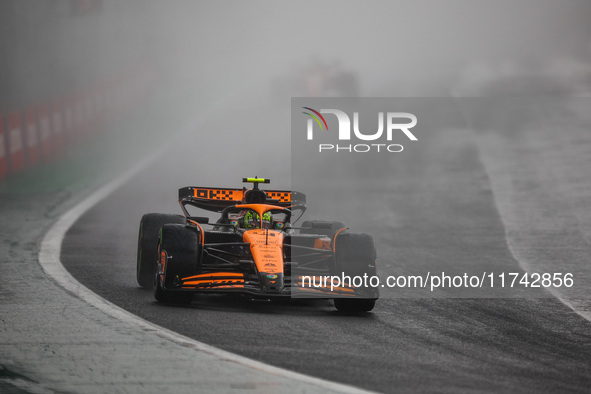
[136,177,379,312]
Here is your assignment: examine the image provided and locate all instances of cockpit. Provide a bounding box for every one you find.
[223,206,290,231]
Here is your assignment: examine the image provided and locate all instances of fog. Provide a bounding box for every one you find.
[2,1,590,102]
[1,0,590,188]
[159,0,591,95]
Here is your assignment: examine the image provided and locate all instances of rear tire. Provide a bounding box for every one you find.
[137,213,185,288]
[334,298,376,313]
[153,224,200,304]
[333,232,379,313]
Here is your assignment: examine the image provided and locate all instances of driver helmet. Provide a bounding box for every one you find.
[242,210,272,229]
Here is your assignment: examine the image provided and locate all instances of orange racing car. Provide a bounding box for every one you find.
[136,177,379,312]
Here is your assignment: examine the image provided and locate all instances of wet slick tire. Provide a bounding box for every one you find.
[334,298,376,313]
[333,232,378,313]
[137,213,185,288]
[153,224,199,304]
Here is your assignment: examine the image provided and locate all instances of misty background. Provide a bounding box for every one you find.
[2,0,590,107]
[1,0,591,234]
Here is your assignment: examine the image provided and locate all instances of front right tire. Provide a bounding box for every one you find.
[334,298,376,313]
[332,232,379,313]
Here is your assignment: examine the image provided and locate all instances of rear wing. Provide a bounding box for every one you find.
[179,186,306,213]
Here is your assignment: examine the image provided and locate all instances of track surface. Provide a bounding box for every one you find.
[62,96,591,393]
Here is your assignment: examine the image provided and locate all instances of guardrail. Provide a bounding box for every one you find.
[0,64,154,180]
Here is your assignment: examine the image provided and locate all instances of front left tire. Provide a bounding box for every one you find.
[136,213,185,288]
[153,223,200,304]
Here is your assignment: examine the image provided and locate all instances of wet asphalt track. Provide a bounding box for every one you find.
[61,97,591,393]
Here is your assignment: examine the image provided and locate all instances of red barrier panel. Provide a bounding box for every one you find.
[93,86,105,129]
[0,116,7,179]
[24,107,40,166]
[84,89,95,132]
[99,81,111,118]
[7,111,26,173]
[104,77,118,116]
[74,92,87,142]
[63,96,76,148]
[38,103,53,162]
[110,74,126,116]
[51,99,64,156]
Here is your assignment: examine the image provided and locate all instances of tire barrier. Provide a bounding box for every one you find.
[74,91,87,144]
[38,103,54,163]
[63,95,76,149]
[0,115,7,179]
[51,98,64,158]
[24,107,40,167]
[0,63,155,180]
[7,111,26,173]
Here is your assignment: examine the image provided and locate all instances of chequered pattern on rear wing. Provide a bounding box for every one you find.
[267,191,291,203]
[193,188,243,201]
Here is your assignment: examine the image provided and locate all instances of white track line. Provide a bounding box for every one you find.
[454,89,591,323]
[515,250,591,323]
[38,94,375,394]
[467,126,591,323]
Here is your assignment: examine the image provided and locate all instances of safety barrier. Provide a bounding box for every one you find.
[0,115,7,179]
[0,63,154,180]
[7,111,26,173]
[63,95,76,149]
[38,103,53,162]
[51,98,64,157]
[25,107,40,166]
